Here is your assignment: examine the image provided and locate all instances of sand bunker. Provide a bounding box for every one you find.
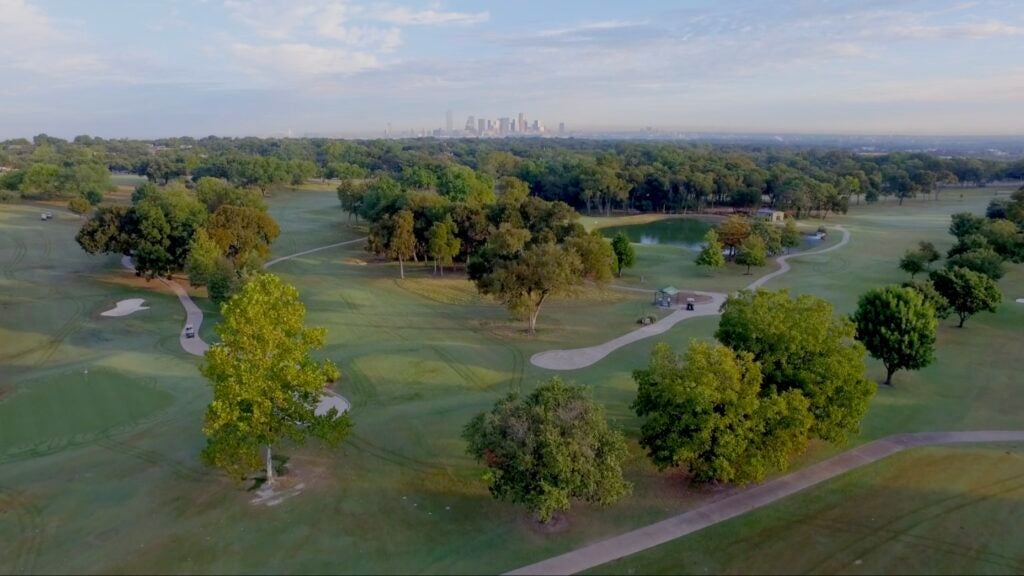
[1016,298,1024,304]
[101,298,149,317]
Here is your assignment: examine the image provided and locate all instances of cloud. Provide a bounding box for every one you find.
[886,19,1024,39]
[371,6,489,26]
[229,42,382,81]
[0,0,110,79]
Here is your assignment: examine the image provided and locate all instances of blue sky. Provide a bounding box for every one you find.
[1,0,1023,138]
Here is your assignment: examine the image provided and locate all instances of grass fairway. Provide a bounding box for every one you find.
[587,443,1024,575]
[1,187,1022,574]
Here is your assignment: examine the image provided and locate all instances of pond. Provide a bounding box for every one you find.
[601,218,713,250]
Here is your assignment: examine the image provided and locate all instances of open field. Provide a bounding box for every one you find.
[1,187,1022,573]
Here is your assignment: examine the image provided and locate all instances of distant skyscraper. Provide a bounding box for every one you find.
[446,110,453,133]
[499,117,510,133]
[558,122,566,135]
[478,118,486,134]
[465,115,476,133]
[517,112,525,133]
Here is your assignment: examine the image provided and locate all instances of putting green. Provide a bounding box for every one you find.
[0,368,173,459]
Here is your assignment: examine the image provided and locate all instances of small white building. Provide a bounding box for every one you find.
[755,208,785,223]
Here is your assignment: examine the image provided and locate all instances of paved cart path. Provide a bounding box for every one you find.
[506,429,1024,575]
[530,226,850,371]
[119,236,366,412]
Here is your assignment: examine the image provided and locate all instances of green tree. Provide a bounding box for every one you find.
[717,215,751,258]
[427,216,461,275]
[388,209,416,279]
[735,234,767,274]
[899,250,929,278]
[717,289,874,443]
[781,218,801,252]
[853,286,937,386]
[463,378,631,522]
[205,205,281,266]
[19,163,61,199]
[903,280,953,320]
[610,231,636,277]
[201,274,351,484]
[632,341,812,484]
[930,266,1002,327]
[195,177,265,212]
[695,229,726,270]
[567,230,615,282]
[336,180,367,221]
[476,242,583,334]
[68,196,91,216]
[945,248,1005,281]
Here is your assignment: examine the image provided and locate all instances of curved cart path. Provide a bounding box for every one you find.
[120,236,366,412]
[530,226,850,371]
[506,429,1024,576]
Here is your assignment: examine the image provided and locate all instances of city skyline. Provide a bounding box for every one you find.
[2,0,1024,139]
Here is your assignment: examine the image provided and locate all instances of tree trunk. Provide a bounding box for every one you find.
[399,258,405,279]
[958,314,966,328]
[433,259,437,275]
[884,366,895,386]
[528,293,547,334]
[265,445,274,485]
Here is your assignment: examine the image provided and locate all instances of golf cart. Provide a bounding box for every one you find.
[41,212,53,221]
[184,324,196,339]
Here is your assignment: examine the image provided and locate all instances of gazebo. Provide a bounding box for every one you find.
[654,286,681,308]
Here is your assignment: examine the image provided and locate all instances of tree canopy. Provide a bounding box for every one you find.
[463,377,631,522]
[201,274,351,483]
[930,266,1002,327]
[716,289,874,443]
[633,341,812,484]
[853,286,937,386]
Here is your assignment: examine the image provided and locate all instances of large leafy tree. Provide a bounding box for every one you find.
[566,230,615,282]
[695,229,726,270]
[205,205,281,265]
[716,289,874,443]
[476,242,583,333]
[388,209,417,279]
[633,341,812,484]
[463,378,631,522]
[781,218,801,251]
[717,215,751,258]
[945,247,1005,281]
[427,216,461,275]
[610,231,636,277]
[201,274,351,484]
[735,234,767,274]
[930,266,1002,327]
[853,286,937,386]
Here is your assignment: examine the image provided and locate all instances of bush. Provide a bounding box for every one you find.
[0,190,16,203]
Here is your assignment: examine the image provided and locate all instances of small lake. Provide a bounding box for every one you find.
[601,218,713,250]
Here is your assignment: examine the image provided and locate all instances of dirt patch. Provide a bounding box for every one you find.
[343,257,368,266]
[522,511,570,534]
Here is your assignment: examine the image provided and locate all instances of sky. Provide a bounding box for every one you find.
[2,0,1024,139]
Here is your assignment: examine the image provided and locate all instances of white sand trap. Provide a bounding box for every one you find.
[101,298,149,317]
[1016,298,1024,304]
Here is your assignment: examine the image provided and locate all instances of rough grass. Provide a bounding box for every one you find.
[0,187,1021,574]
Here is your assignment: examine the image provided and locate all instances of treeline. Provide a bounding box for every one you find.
[5,134,1024,215]
[76,178,279,302]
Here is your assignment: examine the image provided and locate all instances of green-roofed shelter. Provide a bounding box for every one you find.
[654,286,681,307]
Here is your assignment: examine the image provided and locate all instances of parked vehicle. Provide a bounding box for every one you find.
[184,324,196,339]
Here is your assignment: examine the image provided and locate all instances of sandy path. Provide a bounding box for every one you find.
[120,236,366,411]
[505,429,1024,576]
[529,226,850,371]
